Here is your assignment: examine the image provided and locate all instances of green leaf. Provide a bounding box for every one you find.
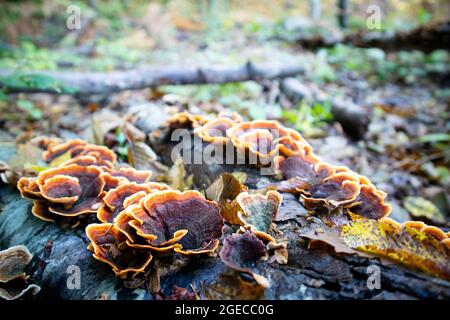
[418,133,450,144]
[17,99,42,120]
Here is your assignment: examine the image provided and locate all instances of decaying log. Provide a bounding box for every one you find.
[1,132,450,300]
[0,62,304,95]
[294,20,450,52]
[280,78,369,138]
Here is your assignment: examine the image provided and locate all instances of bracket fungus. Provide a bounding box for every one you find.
[226,120,312,166]
[43,139,117,169]
[86,189,224,276]
[97,181,171,223]
[18,164,105,226]
[0,245,40,300]
[86,223,153,278]
[194,117,238,145]
[219,231,269,287]
[166,112,208,130]
[235,191,282,242]
[126,190,223,255]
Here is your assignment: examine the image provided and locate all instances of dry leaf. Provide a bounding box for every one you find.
[340,218,450,280]
[404,197,446,224]
[205,173,248,225]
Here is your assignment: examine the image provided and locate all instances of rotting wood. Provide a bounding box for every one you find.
[0,62,304,95]
[0,131,449,300]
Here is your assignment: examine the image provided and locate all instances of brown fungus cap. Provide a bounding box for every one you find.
[18,164,106,225]
[303,172,361,208]
[17,177,41,200]
[345,184,391,220]
[166,112,208,130]
[227,120,312,164]
[86,223,153,278]
[219,231,267,275]
[97,182,171,223]
[107,167,152,184]
[127,190,223,255]
[194,117,237,144]
[276,155,333,192]
[43,139,117,169]
[37,164,105,216]
[42,139,87,163]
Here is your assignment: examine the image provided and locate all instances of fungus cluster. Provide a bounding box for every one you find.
[87,189,224,277]
[188,114,391,221]
[18,140,152,227]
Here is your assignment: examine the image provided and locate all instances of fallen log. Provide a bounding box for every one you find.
[0,62,304,95]
[293,21,450,52]
[1,131,449,300]
[280,78,369,139]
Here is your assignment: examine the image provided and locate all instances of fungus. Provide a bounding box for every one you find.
[219,231,269,287]
[42,139,117,169]
[303,172,361,208]
[0,245,41,300]
[166,112,208,130]
[345,184,391,220]
[36,164,105,216]
[107,167,152,184]
[18,164,106,225]
[227,120,311,165]
[126,190,223,255]
[235,191,283,242]
[42,139,87,163]
[97,182,171,223]
[194,117,237,144]
[86,223,153,278]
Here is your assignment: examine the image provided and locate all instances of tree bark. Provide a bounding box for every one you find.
[0,62,304,95]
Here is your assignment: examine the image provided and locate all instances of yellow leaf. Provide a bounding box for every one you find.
[340,218,450,280]
[48,150,72,167]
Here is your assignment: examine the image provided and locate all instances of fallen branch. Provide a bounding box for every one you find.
[280,78,369,139]
[294,21,450,52]
[0,62,304,95]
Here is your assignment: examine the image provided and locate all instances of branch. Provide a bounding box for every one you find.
[280,78,369,139]
[0,62,304,95]
[293,20,450,52]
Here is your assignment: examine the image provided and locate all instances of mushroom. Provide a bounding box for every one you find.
[18,164,106,226]
[97,182,171,223]
[194,117,237,145]
[227,120,312,166]
[43,139,117,169]
[86,223,153,278]
[126,190,223,255]
[345,184,391,220]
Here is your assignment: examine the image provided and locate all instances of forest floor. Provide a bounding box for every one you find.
[1,10,448,228]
